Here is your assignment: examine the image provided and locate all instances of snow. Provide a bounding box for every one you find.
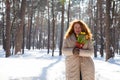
[0,46,120,80]
[94,56,120,80]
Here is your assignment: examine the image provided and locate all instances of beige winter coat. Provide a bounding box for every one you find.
[62,33,95,80]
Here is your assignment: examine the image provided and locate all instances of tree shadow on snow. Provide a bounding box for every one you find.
[108,58,120,66]
[39,56,63,80]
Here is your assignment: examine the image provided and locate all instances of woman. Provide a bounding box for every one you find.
[62,19,95,80]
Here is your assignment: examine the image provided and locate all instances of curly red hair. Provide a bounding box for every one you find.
[64,19,92,40]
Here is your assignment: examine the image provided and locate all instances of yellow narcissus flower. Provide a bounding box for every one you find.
[85,35,89,40]
[80,32,86,35]
[76,34,79,37]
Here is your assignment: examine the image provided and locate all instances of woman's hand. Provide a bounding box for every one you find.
[72,47,80,55]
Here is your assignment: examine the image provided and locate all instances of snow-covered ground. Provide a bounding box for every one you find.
[0,46,120,80]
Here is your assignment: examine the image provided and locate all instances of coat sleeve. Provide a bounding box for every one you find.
[62,39,74,56]
[79,40,94,57]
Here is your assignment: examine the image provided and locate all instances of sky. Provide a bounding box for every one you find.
[0,46,120,80]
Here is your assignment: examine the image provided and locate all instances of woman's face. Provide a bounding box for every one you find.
[73,23,81,35]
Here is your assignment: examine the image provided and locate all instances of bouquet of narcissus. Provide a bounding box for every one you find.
[76,32,89,48]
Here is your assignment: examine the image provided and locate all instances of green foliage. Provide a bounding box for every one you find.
[77,32,88,44]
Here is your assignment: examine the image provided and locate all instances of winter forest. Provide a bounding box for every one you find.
[0,0,120,80]
[0,0,119,60]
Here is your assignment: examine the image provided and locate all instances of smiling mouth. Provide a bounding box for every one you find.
[76,31,80,33]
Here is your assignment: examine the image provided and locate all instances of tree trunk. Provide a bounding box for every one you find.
[59,0,65,56]
[32,15,36,49]
[26,1,33,50]
[2,18,6,51]
[52,0,55,56]
[15,0,26,54]
[105,0,113,61]
[36,11,40,49]
[22,24,25,54]
[110,1,115,56]
[67,0,70,29]
[28,6,33,50]
[98,0,104,57]
[93,5,98,57]
[47,0,50,54]
[5,0,11,57]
